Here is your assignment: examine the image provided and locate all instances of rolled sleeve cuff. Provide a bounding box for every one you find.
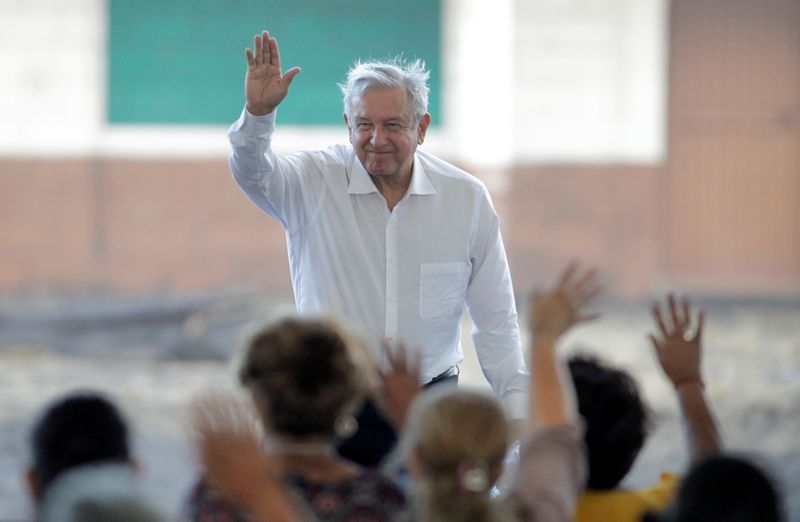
[233,106,276,136]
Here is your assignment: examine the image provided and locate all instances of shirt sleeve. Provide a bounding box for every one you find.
[509,424,587,522]
[465,187,529,419]
[227,106,319,231]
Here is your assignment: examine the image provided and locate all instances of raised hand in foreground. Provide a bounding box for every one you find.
[528,263,602,429]
[190,394,306,522]
[372,339,423,430]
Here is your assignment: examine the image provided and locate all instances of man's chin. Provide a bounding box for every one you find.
[366,164,396,177]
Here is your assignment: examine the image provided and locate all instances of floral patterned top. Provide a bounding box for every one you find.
[185,468,408,522]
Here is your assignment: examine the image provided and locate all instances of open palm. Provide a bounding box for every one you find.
[245,31,301,116]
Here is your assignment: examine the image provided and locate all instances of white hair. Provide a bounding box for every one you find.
[339,58,430,124]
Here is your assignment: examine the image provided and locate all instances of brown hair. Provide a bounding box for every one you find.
[405,387,513,522]
[238,317,370,437]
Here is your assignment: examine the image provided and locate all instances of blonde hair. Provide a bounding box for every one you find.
[238,317,370,437]
[404,387,513,522]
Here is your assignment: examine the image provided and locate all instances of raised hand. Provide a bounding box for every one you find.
[649,294,705,387]
[373,339,422,429]
[526,263,601,429]
[529,262,602,341]
[190,393,274,506]
[245,31,301,116]
[649,294,721,461]
[190,394,307,521]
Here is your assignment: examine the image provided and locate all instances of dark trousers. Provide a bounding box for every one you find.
[336,370,458,467]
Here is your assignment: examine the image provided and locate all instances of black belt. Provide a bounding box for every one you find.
[426,365,459,386]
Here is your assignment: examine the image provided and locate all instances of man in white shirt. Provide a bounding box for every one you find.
[229,31,528,464]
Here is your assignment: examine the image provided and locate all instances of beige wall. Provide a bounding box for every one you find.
[1,158,664,299]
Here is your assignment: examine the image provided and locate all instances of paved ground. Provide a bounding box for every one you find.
[0,294,798,520]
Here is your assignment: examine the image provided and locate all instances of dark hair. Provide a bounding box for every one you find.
[643,454,784,522]
[239,317,368,437]
[568,355,650,489]
[30,392,130,493]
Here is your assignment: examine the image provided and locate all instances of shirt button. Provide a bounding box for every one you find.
[388,296,396,302]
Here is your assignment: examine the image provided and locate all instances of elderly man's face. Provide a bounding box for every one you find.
[345,87,430,181]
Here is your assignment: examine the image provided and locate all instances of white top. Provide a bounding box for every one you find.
[228,108,528,417]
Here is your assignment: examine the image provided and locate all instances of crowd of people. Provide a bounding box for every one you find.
[21,264,785,521]
[18,30,787,522]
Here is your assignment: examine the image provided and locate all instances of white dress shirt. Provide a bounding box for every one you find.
[228,108,528,417]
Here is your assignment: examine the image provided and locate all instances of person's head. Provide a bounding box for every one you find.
[238,316,370,439]
[568,355,650,490]
[403,387,511,522]
[27,391,132,503]
[643,454,784,522]
[339,59,432,181]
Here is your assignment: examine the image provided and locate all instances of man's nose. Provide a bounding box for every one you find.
[370,125,387,145]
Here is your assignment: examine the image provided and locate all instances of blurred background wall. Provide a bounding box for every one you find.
[0,0,800,299]
[1,2,799,520]
[2,0,797,302]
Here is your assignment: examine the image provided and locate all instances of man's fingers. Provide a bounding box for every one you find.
[261,31,270,65]
[283,67,301,87]
[245,48,255,67]
[252,34,260,64]
[270,36,281,70]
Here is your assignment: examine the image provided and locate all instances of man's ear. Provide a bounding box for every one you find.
[417,113,431,145]
[343,113,353,142]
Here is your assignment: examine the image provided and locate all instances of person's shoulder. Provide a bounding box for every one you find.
[416,149,486,192]
[294,143,352,167]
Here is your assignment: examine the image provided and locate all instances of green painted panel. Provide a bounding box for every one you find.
[109,0,441,125]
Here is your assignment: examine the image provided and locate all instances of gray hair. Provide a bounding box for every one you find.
[339,58,430,124]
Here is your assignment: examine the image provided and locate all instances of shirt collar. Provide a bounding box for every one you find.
[347,153,437,196]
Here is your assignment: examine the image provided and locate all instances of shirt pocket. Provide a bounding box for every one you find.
[419,262,470,321]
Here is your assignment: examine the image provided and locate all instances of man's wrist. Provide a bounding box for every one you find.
[246,104,275,116]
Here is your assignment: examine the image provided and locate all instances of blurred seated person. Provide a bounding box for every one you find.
[570,295,722,522]
[389,263,600,521]
[25,391,163,522]
[642,453,784,522]
[185,317,408,522]
[189,263,600,522]
[37,463,166,522]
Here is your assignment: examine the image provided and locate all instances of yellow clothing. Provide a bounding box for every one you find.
[573,472,678,522]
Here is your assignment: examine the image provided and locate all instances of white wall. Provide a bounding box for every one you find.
[0,0,667,163]
[0,0,104,156]
[512,0,668,163]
